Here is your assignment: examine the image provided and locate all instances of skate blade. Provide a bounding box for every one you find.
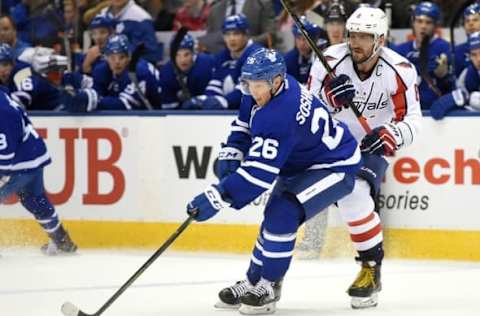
[214,300,240,309]
[239,302,276,315]
[350,293,378,309]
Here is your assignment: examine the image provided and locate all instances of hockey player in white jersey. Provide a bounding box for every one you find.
[308,6,422,309]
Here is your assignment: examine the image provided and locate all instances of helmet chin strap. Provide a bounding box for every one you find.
[269,76,285,98]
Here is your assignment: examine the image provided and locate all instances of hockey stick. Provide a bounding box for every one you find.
[61,210,198,316]
[127,43,154,110]
[418,34,443,97]
[449,0,476,74]
[279,0,372,134]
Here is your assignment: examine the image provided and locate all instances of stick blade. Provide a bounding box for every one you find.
[61,302,85,316]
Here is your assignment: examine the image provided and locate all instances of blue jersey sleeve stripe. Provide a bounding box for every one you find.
[235,118,249,128]
[206,86,223,95]
[208,80,222,87]
[236,168,273,190]
[0,152,15,160]
[12,91,31,107]
[262,249,294,259]
[231,126,251,135]
[119,97,133,110]
[242,160,280,174]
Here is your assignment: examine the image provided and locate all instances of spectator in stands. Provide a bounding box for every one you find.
[0,15,29,59]
[183,14,262,110]
[160,32,214,109]
[324,1,347,46]
[11,50,93,111]
[83,34,162,111]
[10,0,63,46]
[198,0,275,53]
[0,43,30,93]
[430,31,480,119]
[80,13,115,74]
[100,0,162,64]
[395,1,454,110]
[172,0,210,31]
[454,3,480,77]
[284,16,326,85]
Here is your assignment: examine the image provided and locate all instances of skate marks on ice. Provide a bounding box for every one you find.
[0,249,479,316]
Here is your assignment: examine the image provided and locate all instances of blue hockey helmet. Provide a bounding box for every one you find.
[89,13,115,30]
[468,31,480,51]
[104,34,130,55]
[292,16,322,38]
[463,3,480,19]
[240,48,286,94]
[0,43,14,63]
[178,33,196,51]
[222,14,249,33]
[413,1,441,23]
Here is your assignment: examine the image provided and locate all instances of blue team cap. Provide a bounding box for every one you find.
[414,1,441,22]
[104,34,130,55]
[89,13,115,30]
[0,43,13,63]
[222,14,249,33]
[178,33,195,51]
[463,3,480,19]
[469,31,480,51]
[292,16,322,38]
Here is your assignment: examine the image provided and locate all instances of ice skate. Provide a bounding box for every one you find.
[347,261,381,309]
[214,279,252,309]
[239,278,282,315]
[41,226,77,256]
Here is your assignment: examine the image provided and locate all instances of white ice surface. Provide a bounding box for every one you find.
[1,248,480,316]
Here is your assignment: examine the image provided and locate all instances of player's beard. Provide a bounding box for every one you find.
[350,46,374,65]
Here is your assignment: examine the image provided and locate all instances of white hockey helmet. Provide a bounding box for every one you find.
[346,7,388,63]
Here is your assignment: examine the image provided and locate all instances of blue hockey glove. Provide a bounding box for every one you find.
[430,89,468,120]
[69,89,98,112]
[187,184,230,222]
[324,74,355,109]
[181,97,203,110]
[214,146,244,180]
[361,123,402,157]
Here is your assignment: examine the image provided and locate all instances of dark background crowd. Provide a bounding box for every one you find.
[0,0,478,118]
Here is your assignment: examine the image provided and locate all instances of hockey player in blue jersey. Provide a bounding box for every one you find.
[185,14,263,110]
[160,33,214,109]
[86,34,162,111]
[431,31,480,119]
[284,17,326,85]
[11,52,94,111]
[186,48,362,314]
[454,3,480,77]
[395,1,454,109]
[80,13,116,74]
[0,90,77,255]
[0,43,30,93]
[100,0,162,64]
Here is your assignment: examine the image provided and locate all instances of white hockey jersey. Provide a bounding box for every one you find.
[308,43,422,150]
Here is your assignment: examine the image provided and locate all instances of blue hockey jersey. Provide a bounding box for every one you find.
[454,42,470,77]
[220,74,361,209]
[0,91,50,175]
[92,59,162,110]
[284,48,312,84]
[205,41,263,109]
[11,70,91,111]
[101,1,162,63]
[457,64,480,92]
[160,53,214,109]
[0,60,30,93]
[395,37,454,109]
